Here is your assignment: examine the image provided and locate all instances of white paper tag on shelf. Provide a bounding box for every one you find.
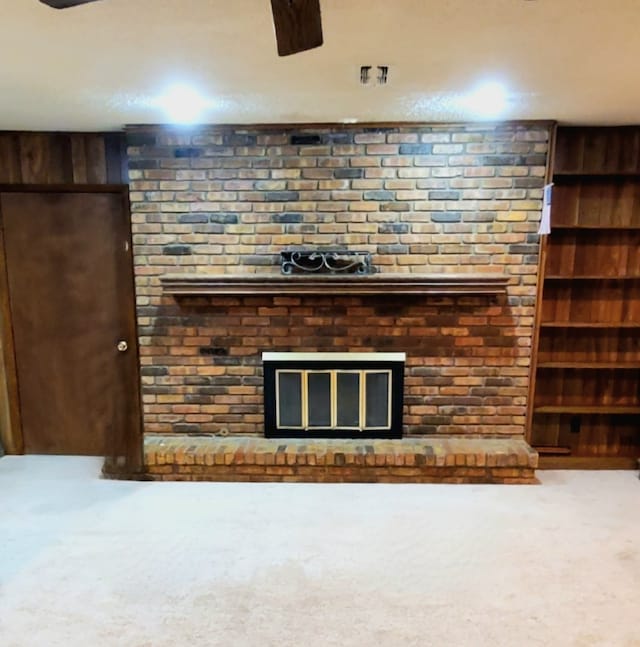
[538,183,553,235]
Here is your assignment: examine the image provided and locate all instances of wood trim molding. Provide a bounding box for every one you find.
[525,121,557,444]
[119,189,143,474]
[0,199,24,453]
[0,184,127,194]
[538,455,639,470]
[0,133,128,185]
[126,120,556,134]
[160,273,510,296]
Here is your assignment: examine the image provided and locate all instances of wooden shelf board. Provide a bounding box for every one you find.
[534,406,640,415]
[160,273,510,296]
[537,362,640,369]
[538,455,640,470]
[544,275,640,280]
[535,446,572,455]
[551,224,640,230]
[540,322,640,329]
[553,172,640,179]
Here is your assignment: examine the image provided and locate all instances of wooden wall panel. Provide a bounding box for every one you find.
[0,336,13,453]
[532,415,639,458]
[0,210,23,454]
[545,230,640,277]
[0,132,126,185]
[535,369,638,407]
[538,329,639,364]
[554,127,640,175]
[540,281,640,324]
[0,135,21,182]
[19,134,68,183]
[552,179,640,228]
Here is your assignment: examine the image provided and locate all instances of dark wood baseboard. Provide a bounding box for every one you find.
[538,455,639,470]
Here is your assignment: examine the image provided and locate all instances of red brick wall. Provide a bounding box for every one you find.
[128,123,550,438]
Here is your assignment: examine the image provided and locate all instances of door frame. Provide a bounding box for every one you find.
[0,184,143,473]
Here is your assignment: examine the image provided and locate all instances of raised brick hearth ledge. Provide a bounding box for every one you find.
[144,436,539,484]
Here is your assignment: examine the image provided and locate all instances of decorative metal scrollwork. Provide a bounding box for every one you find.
[281,248,374,275]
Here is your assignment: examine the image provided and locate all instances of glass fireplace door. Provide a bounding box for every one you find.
[263,352,404,439]
[276,369,391,432]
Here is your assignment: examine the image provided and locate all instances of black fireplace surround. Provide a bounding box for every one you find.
[263,353,405,439]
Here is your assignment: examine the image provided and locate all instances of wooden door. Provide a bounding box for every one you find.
[0,191,141,464]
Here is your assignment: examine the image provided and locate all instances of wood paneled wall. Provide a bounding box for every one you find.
[555,126,640,175]
[0,318,16,453]
[0,132,127,185]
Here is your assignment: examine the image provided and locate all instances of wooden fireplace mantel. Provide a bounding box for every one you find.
[160,273,510,296]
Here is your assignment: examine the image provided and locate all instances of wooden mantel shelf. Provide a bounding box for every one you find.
[160,273,510,296]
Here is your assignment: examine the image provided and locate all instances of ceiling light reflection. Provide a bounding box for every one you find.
[154,84,213,124]
[462,81,509,119]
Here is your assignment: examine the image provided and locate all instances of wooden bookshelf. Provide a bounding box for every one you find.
[530,127,640,467]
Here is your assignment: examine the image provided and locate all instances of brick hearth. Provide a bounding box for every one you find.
[144,436,538,484]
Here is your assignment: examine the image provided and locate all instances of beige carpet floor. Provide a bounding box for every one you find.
[0,456,638,647]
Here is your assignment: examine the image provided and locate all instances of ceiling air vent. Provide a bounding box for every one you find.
[360,66,371,84]
[360,65,389,85]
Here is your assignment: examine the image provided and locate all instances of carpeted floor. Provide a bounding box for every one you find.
[0,457,638,647]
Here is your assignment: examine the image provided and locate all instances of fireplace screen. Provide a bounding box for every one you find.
[263,353,404,438]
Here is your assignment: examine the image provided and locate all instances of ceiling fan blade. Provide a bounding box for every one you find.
[39,0,102,8]
[270,0,323,56]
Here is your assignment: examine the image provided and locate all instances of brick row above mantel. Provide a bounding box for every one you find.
[160,273,510,296]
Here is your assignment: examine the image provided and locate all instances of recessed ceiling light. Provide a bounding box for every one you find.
[462,81,509,119]
[154,84,213,125]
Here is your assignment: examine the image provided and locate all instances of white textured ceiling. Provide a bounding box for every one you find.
[1,0,639,131]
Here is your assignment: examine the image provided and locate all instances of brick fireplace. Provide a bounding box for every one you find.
[128,122,549,480]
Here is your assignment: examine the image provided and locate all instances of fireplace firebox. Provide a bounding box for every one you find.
[263,353,405,438]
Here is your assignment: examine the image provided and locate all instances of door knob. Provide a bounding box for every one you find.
[117,340,128,352]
